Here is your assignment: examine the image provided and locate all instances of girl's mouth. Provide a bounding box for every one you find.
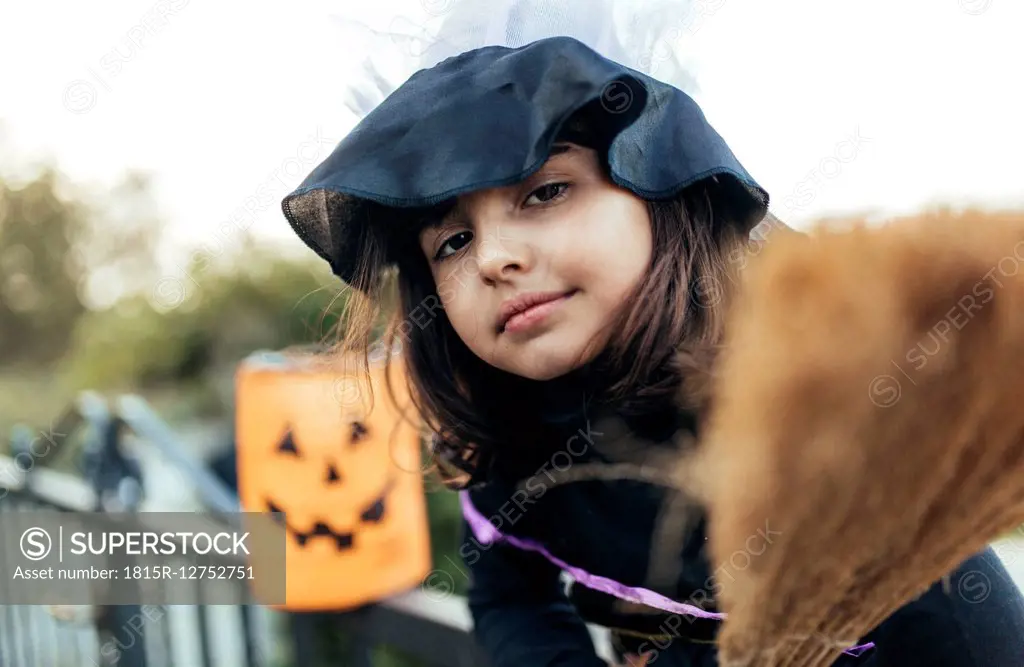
[498,290,577,335]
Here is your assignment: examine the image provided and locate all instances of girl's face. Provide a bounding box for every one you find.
[417,142,653,380]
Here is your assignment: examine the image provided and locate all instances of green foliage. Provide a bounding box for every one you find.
[0,154,352,414]
[61,244,347,399]
[0,167,90,364]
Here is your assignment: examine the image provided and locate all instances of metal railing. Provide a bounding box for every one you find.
[0,392,495,667]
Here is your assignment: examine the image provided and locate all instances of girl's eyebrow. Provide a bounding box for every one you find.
[424,143,578,232]
[548,142,573,157]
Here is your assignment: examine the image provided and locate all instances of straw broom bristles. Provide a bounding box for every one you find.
[687,210,1024,666]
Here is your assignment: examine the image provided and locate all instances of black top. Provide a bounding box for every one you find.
[459,385,721,666]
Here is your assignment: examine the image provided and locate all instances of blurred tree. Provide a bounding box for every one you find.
[63,239,347,417]
[0,167,89,365]
[75,169,164,310]
[0,162,163,367]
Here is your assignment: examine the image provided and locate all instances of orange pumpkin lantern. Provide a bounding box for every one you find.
[235,348,431,611]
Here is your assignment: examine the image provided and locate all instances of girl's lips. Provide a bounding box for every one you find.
[500,290,576,334]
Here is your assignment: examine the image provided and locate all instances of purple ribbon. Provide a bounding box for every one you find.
[459,490,875,657]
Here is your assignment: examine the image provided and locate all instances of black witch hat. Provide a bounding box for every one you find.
[282,1,769,285]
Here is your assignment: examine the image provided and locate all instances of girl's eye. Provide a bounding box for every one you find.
[434,230,473,260]
[524,182,570,207]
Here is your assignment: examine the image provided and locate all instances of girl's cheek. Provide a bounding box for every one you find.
[436,279,456,305]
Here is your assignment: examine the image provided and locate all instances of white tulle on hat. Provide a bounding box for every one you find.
[327,0,707,120]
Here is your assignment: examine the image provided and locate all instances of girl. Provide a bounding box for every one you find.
[281,16,1024,667]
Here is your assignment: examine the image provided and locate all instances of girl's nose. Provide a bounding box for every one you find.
[474,224,532,283]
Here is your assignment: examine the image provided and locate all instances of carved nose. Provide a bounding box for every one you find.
[325,464,341,484]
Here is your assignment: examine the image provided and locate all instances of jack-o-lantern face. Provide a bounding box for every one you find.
[236,354,431,611]
[266,422,396,550]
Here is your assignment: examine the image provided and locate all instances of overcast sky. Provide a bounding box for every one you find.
[3,0,1022,280]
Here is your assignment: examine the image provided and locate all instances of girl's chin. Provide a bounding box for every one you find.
[499,350,594,381]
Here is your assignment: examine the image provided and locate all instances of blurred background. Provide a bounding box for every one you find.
[1,0,1023,665]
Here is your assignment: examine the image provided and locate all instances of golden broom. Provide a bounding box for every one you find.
[688,210,1024,666]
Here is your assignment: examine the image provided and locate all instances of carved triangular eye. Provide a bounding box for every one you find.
[349,421,368,446]
[278,427,300,456]
[360,497,385,523]
[361,477,394,523]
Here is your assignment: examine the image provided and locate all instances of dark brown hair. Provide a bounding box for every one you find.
[328,173,759,488]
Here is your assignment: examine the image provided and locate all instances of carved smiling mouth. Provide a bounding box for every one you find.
[265,476,394,550]
[267,501,355,549]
